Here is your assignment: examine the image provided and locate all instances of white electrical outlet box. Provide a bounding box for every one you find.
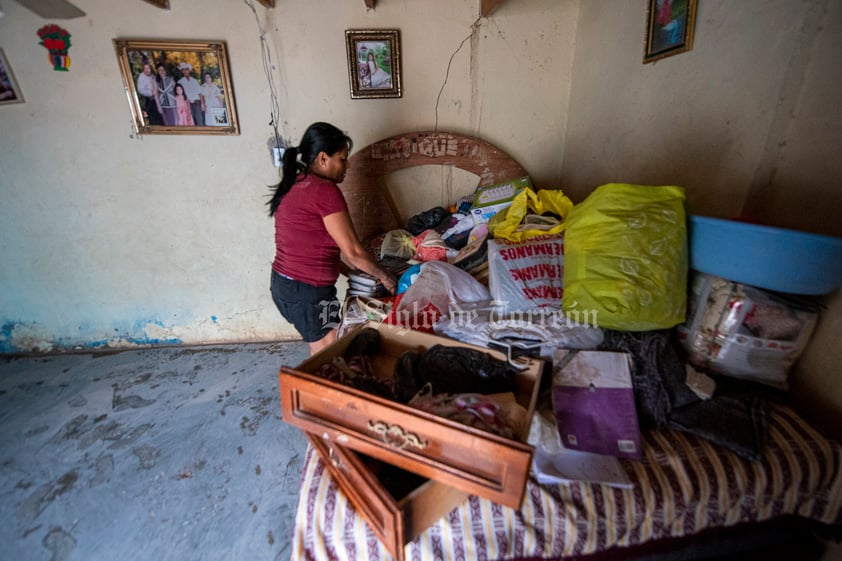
[273,147,285,167]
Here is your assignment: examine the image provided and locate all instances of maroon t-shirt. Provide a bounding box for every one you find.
[272,174,348,286]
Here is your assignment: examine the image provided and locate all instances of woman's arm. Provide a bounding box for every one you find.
[323,211,397,294]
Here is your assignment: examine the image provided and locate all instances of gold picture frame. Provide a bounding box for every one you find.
[0,49,24,105]
[643,0,697,63]
[113,39,239,135]
[345,29,402,99]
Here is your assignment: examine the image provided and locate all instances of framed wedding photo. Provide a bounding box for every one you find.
[0,49,24,105]
[643,0,697,63]
[113,39,239,135]
[345,29,402,99]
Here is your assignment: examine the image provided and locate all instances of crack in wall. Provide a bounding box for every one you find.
[435,17,484,132]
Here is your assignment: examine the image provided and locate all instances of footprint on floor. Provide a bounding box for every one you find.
[17,471,79,529]
[132,444,160,469]
[42,526,76,561]
[112,392,155,411]
[90,454,114,487]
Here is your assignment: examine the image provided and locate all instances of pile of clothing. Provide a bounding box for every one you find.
[339,180,824,463]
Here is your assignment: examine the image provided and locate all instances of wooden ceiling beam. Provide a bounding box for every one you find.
[480,0,504,17]
[15,0,86,17]
[358,1,503,15]
[140,0,170,9]
[140,0,272,8]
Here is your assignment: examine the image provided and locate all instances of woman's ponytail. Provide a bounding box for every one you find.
[267,146,305,216]
[266,122,352,216]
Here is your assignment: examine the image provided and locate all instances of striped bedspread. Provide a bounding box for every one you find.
[290,403,842,561]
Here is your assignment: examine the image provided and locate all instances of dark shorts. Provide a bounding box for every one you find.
[271,271,340,343]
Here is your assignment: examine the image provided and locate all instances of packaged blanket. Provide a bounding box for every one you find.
[676,271,820,389]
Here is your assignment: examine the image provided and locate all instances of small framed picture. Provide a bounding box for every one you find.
[112,39,239,135]
[643,0,697,64]
[345,29,402,99]
[0,49,24,105]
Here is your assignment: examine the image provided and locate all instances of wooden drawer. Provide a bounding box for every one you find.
[307,432,469,561]
[279,323,544,508]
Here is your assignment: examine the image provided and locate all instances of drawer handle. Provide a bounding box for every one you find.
[328,447,346,471]
[367,420,429,451]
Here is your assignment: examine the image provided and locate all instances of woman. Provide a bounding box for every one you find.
[267,122,397,356]
[366,53,391,89]
[199,72,224,126]
[173,83,194,126]
[155,63,177,126]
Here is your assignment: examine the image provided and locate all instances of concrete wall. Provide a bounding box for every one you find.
[0,0,839,433]
[0,0,577,351]
[0,0,289,350]
[561,0,842,438]
[563,0,842,233]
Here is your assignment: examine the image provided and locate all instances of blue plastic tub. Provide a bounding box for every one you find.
[688,215,842,295]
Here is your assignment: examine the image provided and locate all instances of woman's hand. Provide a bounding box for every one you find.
[378,272,397,295]
[324,211,398,296]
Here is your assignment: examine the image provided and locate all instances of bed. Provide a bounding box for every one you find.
[291,400,842,560]
[285,130,842,561]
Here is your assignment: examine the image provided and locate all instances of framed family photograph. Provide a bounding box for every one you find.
[0,49,24,105]
[345,29,402,99]
[113,39,239,135]
[643,0,697,63]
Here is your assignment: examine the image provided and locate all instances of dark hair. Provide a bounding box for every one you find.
[155,63,166,86]
[267,122,353,216]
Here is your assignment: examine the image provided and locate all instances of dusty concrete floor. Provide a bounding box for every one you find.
[0,341,311,561]
[5,340,842,561]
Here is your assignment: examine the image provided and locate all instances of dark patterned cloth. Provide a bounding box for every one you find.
[599,330,772,461]
[599,329,698,429]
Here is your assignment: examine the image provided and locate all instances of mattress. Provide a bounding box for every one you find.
[290,402,842,561]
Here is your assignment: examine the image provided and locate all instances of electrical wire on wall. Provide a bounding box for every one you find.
[243,0,286,177]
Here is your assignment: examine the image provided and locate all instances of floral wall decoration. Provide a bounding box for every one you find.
[37,24,72,71]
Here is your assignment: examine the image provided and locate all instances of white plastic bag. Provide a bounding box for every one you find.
[487,234,564,312]
[337,296,393,338]
[388,261,491,332]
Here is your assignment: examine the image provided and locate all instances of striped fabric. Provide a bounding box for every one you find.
[290,403,842,561]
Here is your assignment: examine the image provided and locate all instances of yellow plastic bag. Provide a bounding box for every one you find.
[488,187,574,242]
[562,183,688,331]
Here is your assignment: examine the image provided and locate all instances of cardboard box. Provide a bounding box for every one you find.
[470,176,532,224]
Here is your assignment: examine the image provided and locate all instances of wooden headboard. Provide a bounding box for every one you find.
[340,131,527,242]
